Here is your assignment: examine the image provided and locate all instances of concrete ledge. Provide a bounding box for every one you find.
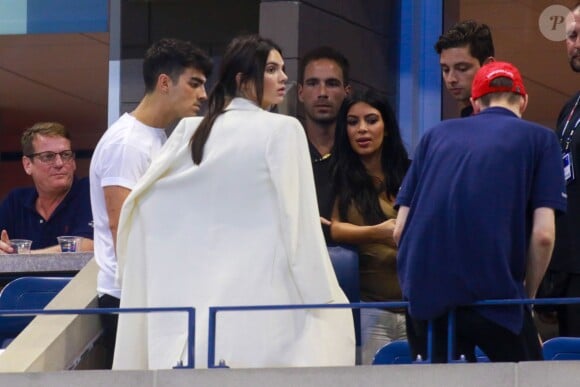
[0,252,93,274]
[0,361,579,387]
[0,258,102,372]
[157,363,516,387]
[518,360,580,387]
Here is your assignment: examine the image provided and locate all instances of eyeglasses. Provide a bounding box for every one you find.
[26,150,75,164]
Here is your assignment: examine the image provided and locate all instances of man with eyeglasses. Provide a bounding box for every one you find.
[0,122,93,254]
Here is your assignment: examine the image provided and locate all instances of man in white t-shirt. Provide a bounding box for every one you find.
[89,38,212,367]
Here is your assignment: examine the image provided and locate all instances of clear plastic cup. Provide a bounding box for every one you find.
[57,236,81,253]
[10,239,32,254]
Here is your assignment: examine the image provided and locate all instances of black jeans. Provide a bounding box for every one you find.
[558,273,580,336]
[536,270,580,336]
[406,307,543,363]
[98,294,120,369]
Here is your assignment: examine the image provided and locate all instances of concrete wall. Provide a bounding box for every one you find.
[110,1,400,121]
[111,0,260,121]
[261,0,399,117]
[1,361,580,387]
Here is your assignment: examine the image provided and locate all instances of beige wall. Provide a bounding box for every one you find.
[2,362,580,387]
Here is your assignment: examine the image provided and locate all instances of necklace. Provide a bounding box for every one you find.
[370,175,386,191]
[370,175,383,184]
[312,152,331,163]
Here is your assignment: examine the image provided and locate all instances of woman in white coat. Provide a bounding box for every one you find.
[112,35,355,370]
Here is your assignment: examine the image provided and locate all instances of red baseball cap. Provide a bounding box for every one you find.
[471,61,526,100]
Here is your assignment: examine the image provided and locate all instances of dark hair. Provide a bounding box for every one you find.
[434,20,495,65]
[332,90,410,225]
[299,46,350,85]
[190,35,282,165]
[477,77,523,107]
[143,38,213,93]
[21,122,70,155]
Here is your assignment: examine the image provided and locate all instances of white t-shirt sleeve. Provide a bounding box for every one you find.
[99,142,153,190]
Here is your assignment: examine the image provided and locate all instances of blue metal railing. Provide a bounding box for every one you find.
[207,297,580,367]
[3,297,580,369]
[0,306,196,368]
[208,302,405,368]
[207,301,410,368]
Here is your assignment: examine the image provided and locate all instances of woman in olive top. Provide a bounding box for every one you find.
[330,89,410,364]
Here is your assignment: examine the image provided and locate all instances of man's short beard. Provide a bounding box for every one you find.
[307,114,338,126]
[313,117,337,125]
[571,57,580,73]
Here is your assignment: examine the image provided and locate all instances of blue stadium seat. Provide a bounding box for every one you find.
[0,277,71,348]
[372,340,412,364]
[327,244,361,346]
[327,245,360,303]
[543,337,580,360]
[372,341,489,364]
[475,346,490,362]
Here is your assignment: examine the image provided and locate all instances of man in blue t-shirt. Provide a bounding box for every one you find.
[0,122,93,254]
[393,62,567,362]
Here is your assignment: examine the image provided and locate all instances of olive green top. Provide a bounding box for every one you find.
[345,195,402,302]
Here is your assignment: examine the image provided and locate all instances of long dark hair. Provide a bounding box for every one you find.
[332,89,409,225]
[190,35,282,164]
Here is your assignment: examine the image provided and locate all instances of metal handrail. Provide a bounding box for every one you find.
[4,297,580,369]
[0,306,196,369]
[207,301,407,368]
[207,297,580,367]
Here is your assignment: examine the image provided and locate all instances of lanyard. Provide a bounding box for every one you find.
[561,93,580,153]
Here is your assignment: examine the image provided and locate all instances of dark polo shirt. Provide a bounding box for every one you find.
[0,177,93,249]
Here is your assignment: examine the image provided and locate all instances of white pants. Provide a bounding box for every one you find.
[360,307,407,364]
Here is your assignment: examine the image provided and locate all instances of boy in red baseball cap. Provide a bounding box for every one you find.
[393,61,566,363]
[470,61,527,112]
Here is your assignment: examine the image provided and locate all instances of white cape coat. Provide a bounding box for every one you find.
[113,98,355,369]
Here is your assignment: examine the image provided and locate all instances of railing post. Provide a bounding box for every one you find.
[447,309,456,363]
[187,308,195,368]
[207,307,217,368]
[427,319,433,363]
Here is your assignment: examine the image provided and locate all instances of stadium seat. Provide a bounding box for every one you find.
[372,341,489,364]
[543,337,580,360]
[0,277,71,348]
[327,244,360,303]
[372,340,413,364]
[327,244,361,345]
[475,346,490,362]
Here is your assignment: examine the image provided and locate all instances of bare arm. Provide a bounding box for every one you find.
[525,207,556,299]
[79,237,94,252]
[329,201,397,246]
[0,229,13,254]
[393,206,409,246]
[103,186,132,254]
[2,228,94,254]
[31,238,94,254]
